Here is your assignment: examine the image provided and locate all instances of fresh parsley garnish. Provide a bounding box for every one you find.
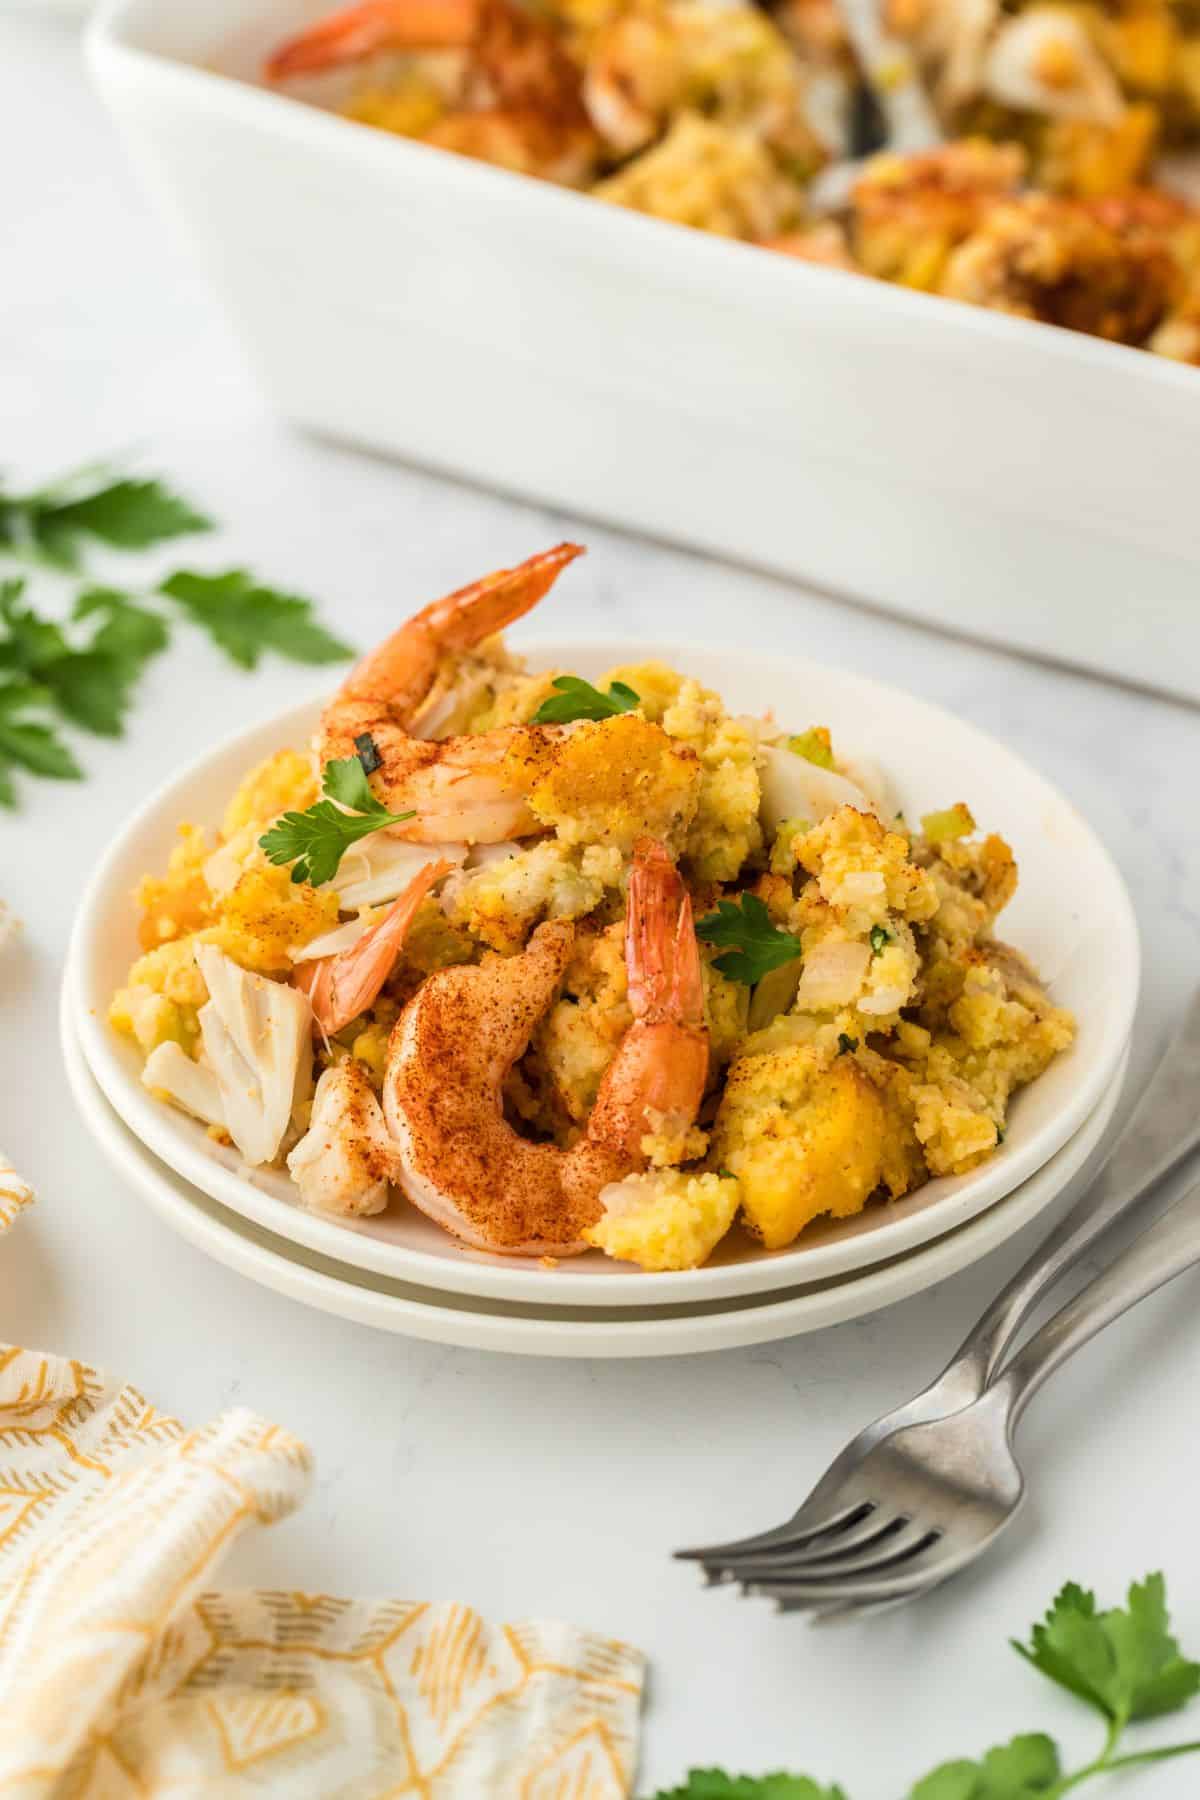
[646,1572,1200,1799]
[74,586,171,664]
[0,578,164,799]
[696,893,803,987]
[0,466,211,569]
[0,679,83,808]
[159,569,352,669]
[531,674,640,725]
[869,925,890,957]
[0,461,353,805]
[837,1033,859,1054]
[1013,1574,1200,1728]
[908,1734,1062,1799]
[259,757,416,887]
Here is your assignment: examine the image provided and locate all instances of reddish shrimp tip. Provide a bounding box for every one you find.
[626,839,704,1029]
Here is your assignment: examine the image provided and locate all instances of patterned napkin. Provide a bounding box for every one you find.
[0,1160,644,1798]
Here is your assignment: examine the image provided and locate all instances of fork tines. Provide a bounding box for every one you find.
[677,1501,946,1615]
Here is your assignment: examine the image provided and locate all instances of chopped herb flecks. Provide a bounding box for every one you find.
[354,731,383,775]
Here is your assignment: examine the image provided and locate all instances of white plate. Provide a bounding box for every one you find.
[88,0,1200,702]
[69,639,1139,1307]
[62,999,1129,1356]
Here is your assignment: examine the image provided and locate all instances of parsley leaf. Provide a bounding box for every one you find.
[646,1573,1200,1800]
[40,650,135,738]
[159,569,354,670]
[0,464,354,806]
[323,753,391,816]
[531,674,640,725]
[837,1033,859,1054]
[0,470,211,569]
[0,679,83,806]
[869,925,890,956]
[74,586,171,664]
[0,579,157,741]
[649,1773,848,1799]
[1013,1575,1200,1727]
[258,756,415,887]
[909,1734,1060,1799]
[696,893,803,987]
[0,577,69,673]
[0,579,165,740]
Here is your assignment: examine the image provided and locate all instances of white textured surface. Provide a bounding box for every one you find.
[4,15,1200,1794]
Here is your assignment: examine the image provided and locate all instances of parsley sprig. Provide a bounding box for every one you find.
[0,463,353,807]
[531,674,640,725]
[696,893,803,987]
[0,679,82,808]
[259,752,415,887]
[0,465,212,569]
[160,569,351,670]
[647,1573,1200,1800]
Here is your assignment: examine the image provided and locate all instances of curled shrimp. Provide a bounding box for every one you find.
[383,837,709,1255]
[266,0,600,183]
[297,858,452,1034]
[319,541,582,844]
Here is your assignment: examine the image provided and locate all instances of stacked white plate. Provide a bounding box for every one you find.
[65,643,1139,1357]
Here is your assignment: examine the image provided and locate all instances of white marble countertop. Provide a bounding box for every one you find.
[5,11,1200,1793]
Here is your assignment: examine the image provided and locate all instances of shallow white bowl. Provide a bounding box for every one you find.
[63,999,1129,1356]
[87,0,1200,702]
[69,639,1139,1306]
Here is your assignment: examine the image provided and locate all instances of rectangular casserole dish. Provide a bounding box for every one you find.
[88,0,1200,702]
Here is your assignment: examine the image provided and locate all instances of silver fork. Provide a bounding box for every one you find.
[677,991,1200,1609]
[705,1164,1200,1615]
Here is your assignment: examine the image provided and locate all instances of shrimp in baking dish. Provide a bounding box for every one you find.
[319,541,582,845]
[265,0,600,184]
[295,857,453,1035]
[383,837,709,1254]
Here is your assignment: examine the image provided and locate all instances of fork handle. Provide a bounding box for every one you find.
[945,995,1200,1395]
[997,1172,1200,1425]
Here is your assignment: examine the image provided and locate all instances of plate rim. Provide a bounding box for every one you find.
[63,993,1130,1356]
[68,637,1140,1305]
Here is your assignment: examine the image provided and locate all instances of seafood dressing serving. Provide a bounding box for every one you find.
[112,547,1075,1272]
[263,0,1200,364]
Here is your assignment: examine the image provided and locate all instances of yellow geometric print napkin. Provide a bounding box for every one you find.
[0,1170,645,1798]
[0,1155,35,1234]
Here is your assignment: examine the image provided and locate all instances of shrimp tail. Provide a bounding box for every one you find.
[338,541,584,709]
[586,838,709,1163]
[301,858,452,1036]
[266,0,478,78]
[422,540,585,652]
[625,836,705,1030]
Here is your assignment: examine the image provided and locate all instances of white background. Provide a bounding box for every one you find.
[4,12,1200,1794]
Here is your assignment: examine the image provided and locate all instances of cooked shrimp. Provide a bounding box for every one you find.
[383,837,708,1254]
[266,0,476,76]
[320,542,582,845]
[297,858,452,1034]
[266,0,600,183]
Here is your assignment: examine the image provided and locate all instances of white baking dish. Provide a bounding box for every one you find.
[88,0,1200,703]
